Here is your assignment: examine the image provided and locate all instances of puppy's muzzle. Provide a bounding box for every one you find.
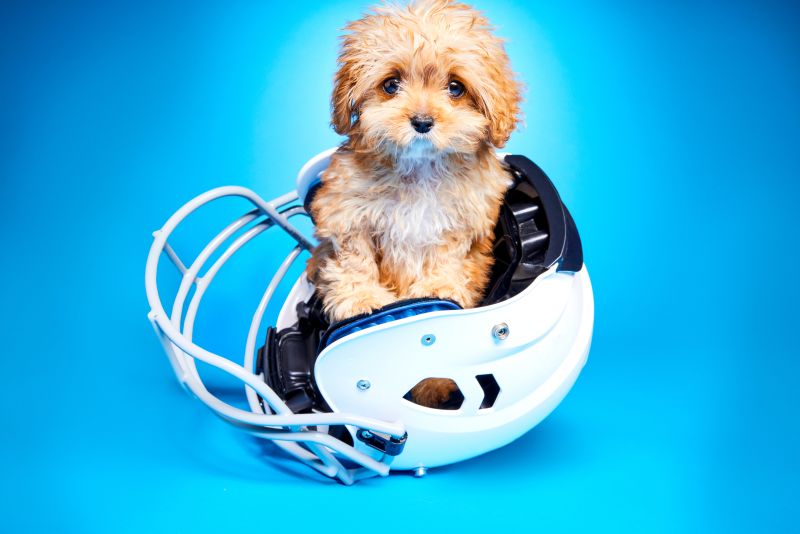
[410,115,434,134]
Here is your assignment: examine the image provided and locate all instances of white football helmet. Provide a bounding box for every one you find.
[145,149,594,484]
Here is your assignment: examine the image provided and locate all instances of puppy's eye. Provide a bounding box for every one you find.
[448,80,465,98]
[383,77,401,95]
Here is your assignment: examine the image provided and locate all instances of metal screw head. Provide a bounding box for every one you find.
[492,323,510,340]
[414,466,428,477]
[357,379,371,391]
[421,334,436,346]
[361,430,373,439]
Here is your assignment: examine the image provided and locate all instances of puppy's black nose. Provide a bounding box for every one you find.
[410,115,434,134]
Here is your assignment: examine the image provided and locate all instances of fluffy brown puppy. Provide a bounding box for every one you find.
[306,0,522,407]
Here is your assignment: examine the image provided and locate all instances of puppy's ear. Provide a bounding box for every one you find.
[473,52,522,148]
[332,27,373,136]
[331,53,358,135]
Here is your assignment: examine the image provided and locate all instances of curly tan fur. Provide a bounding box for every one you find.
[306,0,522,407]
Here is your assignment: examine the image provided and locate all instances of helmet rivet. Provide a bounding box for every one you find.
[492,323,509,340]
[361,430,373,439]
[414,466,428,477]
[357,379,371,391]
[421,334,436,346]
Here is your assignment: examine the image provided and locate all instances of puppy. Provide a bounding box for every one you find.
[306,0,522,407]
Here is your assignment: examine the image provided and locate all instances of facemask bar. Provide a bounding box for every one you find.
[144,186,407,485]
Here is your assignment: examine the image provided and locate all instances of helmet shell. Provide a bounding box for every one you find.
[304,265,593,470]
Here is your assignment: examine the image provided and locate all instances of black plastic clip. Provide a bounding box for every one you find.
[356,429,408,456]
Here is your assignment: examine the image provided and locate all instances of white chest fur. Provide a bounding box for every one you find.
[319,150,510,278]
[365,175,494,277]
[374,182,458,248]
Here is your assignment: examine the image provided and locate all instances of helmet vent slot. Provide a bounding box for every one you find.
[476,374,500,409]
[403,378,464,410]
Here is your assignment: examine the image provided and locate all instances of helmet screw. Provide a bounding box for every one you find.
[361,430,373,439]
[421,334,436,346]
[357,379,371,391]
[492,323,509,340]
[414,466,428,477]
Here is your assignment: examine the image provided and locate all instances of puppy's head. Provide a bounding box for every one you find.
[332,0,521,163]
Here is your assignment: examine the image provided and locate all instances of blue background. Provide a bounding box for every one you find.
[2,1,798,531]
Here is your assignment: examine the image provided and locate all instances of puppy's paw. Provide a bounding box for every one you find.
[324,287,396,322]
[406,281,476,309]
[410,378,459,409]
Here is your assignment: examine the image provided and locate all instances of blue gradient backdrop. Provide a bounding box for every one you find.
[1,1,798,532]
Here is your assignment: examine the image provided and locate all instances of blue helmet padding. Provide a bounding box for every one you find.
[319,299,462,350]
[302,177,322,205]
[303,179,322,224]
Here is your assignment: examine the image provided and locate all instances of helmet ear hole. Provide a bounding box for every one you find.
[476,374,500,409]
[404,378,464,410]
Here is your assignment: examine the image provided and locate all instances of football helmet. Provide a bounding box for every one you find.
[145,149,594,484]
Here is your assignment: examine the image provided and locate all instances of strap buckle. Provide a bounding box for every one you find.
[356,429,408,456]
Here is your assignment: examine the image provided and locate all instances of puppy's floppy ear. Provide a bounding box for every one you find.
[472,49,523,148]
[332,25,375,136]
[331,51,358,135]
